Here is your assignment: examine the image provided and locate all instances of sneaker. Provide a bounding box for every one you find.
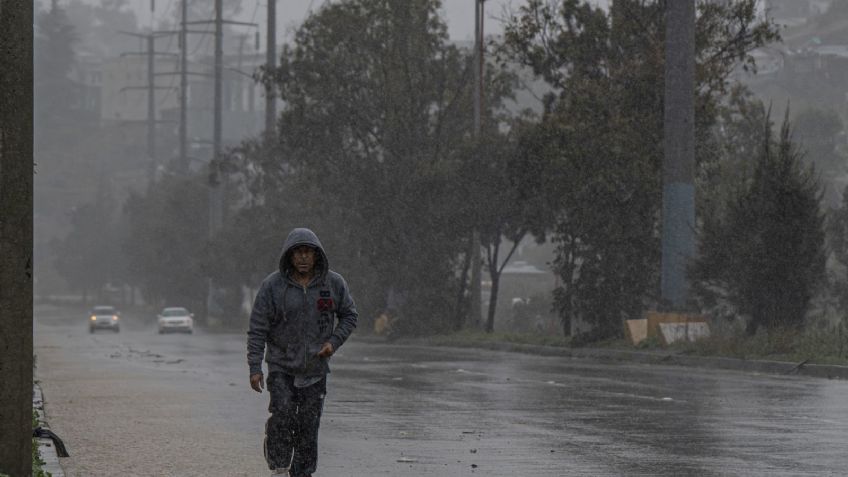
[270,469,289,477]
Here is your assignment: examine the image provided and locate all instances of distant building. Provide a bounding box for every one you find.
[67,53,103,120]
[100,54,181,123]
[765,0,833,27]
[187,50,267,148]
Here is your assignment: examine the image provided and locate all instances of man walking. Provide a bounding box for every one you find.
[247,227,358,477]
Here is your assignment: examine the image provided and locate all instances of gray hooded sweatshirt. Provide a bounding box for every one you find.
[246,228,358,379]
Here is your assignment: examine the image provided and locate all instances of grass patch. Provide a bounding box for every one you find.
[416,329,573,348]
[406,322,848,366]
[657,323,848,365]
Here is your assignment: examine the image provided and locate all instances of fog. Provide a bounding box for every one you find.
[33,0,848,343]
[119,0,612,42]
[23,1,848,475]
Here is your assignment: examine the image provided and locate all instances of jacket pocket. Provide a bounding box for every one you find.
[303,343,325,375]
[282,343,307,374]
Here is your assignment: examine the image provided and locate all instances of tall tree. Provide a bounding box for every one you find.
[34,0,77,125]
[472,120,548,333]
[697,86,770,219]
[500,0,779,339]
[694,112,826,334]
[123,174,209,314]
[0,0,34,474]
[52,181,120,304]
[242,0,484,334]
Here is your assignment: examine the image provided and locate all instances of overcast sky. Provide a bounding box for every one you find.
[128,0,610,43]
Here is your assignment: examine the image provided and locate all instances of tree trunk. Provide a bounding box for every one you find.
[561,290,573,338]
[484,234,501,333]
[485,232,526,333]
[0,1,34,475]
[454,249,471,331]
[485,272,499,333]
[469,230,482,329]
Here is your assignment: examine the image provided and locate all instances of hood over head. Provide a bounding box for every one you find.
[279,228,329,279]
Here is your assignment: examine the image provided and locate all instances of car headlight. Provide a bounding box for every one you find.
[112,315,118,321]
[90,316,96,321]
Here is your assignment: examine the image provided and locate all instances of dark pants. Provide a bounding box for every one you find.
[264,373,326,476]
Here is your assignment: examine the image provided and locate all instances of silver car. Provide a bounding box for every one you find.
[157,307,194,334]
[89,306,120,333]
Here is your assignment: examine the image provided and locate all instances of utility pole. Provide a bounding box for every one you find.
[148,34,156,157]
[474,0,485,129]
[236,34,249,113]
[202,0,225,322]
[204,0,256,231]
[210,0,224,234]
[185,1,257,234]
[179,0,188,173]
[0,1,33,474]
[265,0,277,135]
[469,0,485,329]
[661,0,696,309]
[186,0,256,321]
[157,2,213,175]
[119,31,178,180]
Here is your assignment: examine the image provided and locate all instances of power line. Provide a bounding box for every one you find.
[182,0,257,322]
[118,30,180,178]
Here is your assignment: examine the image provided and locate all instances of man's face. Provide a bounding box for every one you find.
[291,245,316,275]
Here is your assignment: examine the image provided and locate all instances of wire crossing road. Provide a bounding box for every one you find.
[34,305,848,476]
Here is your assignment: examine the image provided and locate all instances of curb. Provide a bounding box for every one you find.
[362,335,848,380]
[33,383,65,477]
[462,341,848,380]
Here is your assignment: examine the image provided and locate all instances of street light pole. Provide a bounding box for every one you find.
[661,0,696,309]
[178,0,188,173]
[210,0,224,237]
[206,0,225,323]
[265,0,277,136]
[469,0,485,329]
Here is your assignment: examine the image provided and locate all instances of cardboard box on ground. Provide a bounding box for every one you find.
[626,312,710,346]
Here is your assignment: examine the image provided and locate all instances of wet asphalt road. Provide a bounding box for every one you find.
[34,305,848,476]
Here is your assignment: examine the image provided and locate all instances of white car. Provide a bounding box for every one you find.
[157,307,194,334]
